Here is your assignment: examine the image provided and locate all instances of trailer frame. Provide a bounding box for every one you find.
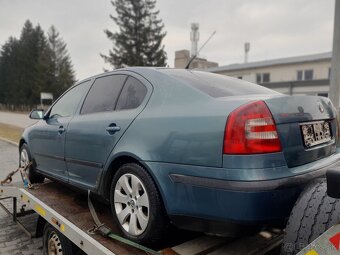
[0,185,116,255]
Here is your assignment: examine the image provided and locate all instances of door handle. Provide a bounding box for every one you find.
[106,124,121,135]
[58,126,66,134]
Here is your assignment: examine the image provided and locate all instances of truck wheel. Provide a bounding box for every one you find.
[281,179,340,255]
[20,144,44,183]
[110,163,168,246]
[43,223,73,255]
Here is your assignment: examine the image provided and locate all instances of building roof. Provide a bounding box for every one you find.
[206,51,332,73]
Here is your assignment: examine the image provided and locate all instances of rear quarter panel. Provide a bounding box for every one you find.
[108,70,253,168]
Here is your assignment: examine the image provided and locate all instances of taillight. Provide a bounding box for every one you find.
[224,100,282,154]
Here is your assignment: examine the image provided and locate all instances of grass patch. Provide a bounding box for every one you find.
[0,123,22,144]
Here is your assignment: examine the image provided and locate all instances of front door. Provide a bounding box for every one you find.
[30,80,92,180]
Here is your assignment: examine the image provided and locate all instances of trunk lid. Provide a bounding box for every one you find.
[264,95,337,167]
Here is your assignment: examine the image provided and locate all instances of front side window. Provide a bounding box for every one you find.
[115,77,147,110]
[81,75,126,115]
[49,80,91,118]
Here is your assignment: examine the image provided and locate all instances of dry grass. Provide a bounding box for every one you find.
[0,123,22,144]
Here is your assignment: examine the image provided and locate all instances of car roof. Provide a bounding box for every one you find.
[73,67,277,99]
[75,67,186,84]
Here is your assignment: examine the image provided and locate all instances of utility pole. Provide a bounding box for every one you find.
[329,0,340,110]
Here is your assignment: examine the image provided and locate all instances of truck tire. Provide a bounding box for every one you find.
[110,163,169,246]
[20,144,45,183]
[43,223,73,255]
[281,179,340,255]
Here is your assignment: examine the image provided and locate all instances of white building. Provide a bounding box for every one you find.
[206,52,332,97]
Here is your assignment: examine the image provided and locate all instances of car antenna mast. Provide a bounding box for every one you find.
[185,30,216,69]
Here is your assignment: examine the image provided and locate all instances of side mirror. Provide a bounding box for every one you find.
[29,109,44,120]
[327,168,340,199]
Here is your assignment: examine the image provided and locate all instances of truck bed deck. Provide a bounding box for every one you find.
[0,181,283,255]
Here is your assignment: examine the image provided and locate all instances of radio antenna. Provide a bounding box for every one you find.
[185,30,216,69]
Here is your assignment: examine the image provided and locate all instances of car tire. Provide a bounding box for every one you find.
[281,179,340,255]
[110,163,168,246]
[20,144,45,184]
[43,223,74,255]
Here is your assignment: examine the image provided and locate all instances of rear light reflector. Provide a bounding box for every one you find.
[224,100,282,154]
[245,118,278,139]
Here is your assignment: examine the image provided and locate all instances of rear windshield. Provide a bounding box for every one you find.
[159,69,280,98]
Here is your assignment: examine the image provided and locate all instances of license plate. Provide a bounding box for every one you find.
[300,121,332,148]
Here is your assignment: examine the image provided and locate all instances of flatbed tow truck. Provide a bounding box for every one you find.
[0,179,284,255]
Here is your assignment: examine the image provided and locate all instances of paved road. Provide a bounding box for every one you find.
[0,140,19,181]
[0,140,43,255]
[0,112,37,128]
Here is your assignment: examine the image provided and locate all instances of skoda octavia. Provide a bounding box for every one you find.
[20,67,340,245]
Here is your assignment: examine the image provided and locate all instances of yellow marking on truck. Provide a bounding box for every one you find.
[51,217,65,232]
[35,205,46,217]
[305,249,318,255]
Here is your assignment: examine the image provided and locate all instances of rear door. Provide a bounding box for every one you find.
[65,74,150,190]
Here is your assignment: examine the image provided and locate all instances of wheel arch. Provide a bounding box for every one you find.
[19,138,26,149]
[102,153,165,207]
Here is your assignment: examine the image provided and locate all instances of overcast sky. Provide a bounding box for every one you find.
[0,0,335,80]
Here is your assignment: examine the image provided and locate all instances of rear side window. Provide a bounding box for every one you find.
[160,69,279,98]
[116,77,147,110]
[81,75,126,115]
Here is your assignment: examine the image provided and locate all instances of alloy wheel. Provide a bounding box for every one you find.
[20,148,29,168]
[114,173,150,236]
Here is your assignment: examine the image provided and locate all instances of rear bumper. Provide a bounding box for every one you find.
[169,160,332,192]
[165,181,303,233]
[145,155,340,234]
